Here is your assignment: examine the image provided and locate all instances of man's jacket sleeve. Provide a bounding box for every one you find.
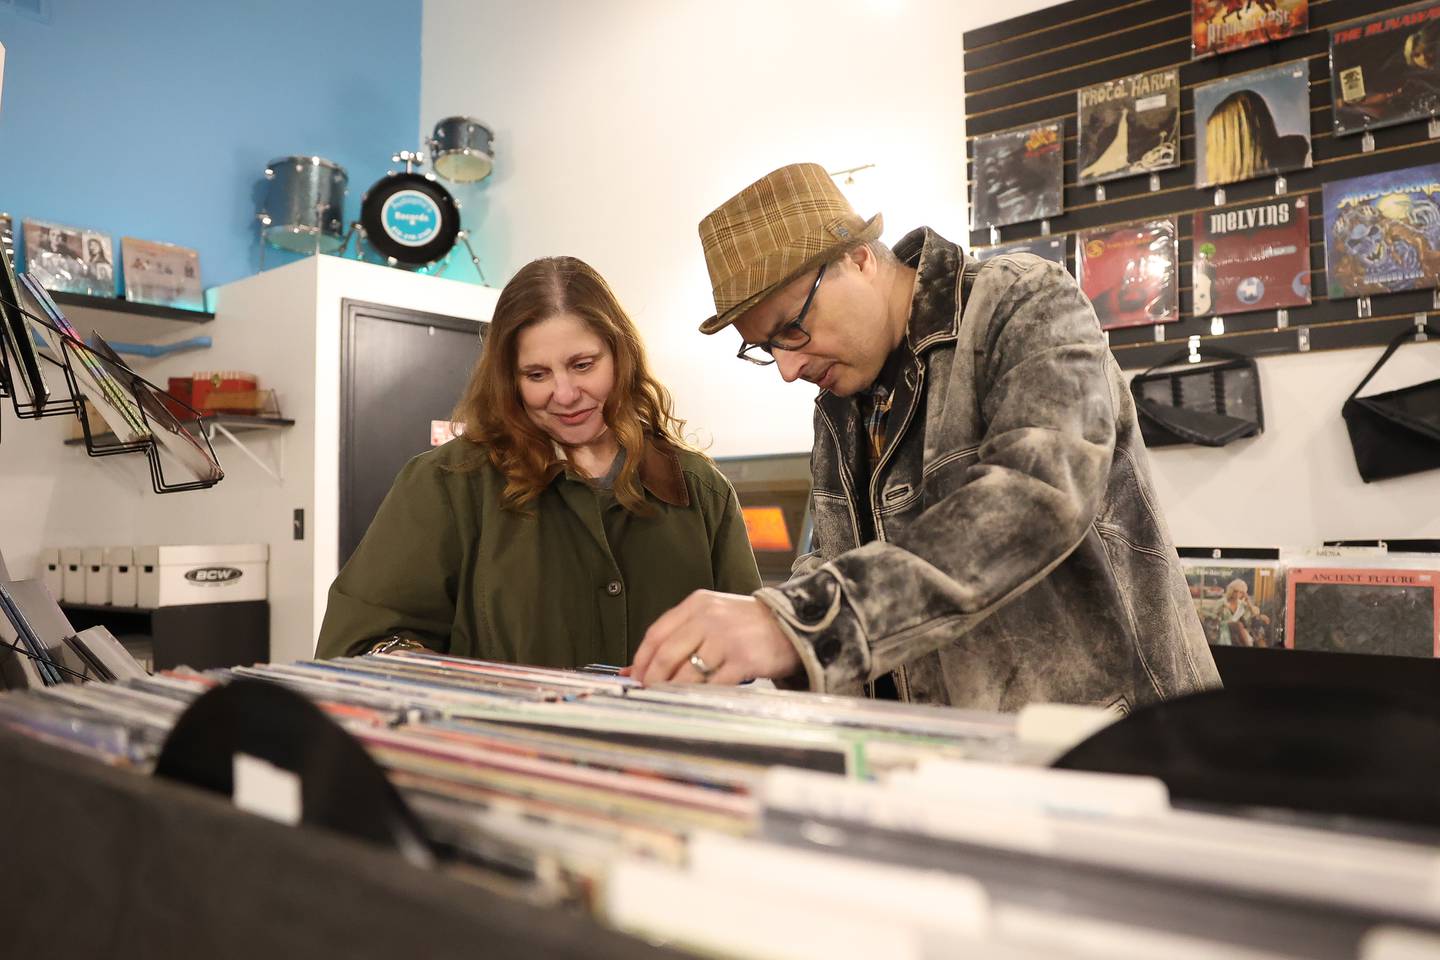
[755,260,1117,694]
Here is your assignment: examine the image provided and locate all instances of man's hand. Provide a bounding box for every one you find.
[625,590,802,686]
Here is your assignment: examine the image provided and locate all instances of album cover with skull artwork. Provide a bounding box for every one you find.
[1192,195,1311,317]
[1323,161,1440,297]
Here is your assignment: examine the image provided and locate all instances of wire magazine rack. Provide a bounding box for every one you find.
[0,280,225,495]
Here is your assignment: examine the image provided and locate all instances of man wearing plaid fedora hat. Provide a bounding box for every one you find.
[629,163,1219,711]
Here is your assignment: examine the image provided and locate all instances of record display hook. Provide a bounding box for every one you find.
[1417,315,1430,343]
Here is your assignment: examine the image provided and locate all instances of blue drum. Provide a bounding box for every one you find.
[259,156,348,254]
[427,116,495,183]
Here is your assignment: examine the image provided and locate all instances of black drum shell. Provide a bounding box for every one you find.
[358,171,461,266]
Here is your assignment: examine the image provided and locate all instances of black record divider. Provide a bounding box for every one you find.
[0,292,223,494]
[963,0,1440,369]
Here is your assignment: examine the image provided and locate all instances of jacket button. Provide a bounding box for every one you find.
[605,580,623,596]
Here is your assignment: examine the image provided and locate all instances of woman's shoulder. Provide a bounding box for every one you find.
[669,446,737,502]
[399,438,499,486]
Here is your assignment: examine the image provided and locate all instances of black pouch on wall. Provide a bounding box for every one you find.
[1342,323,1440,483]
[1129,346,1263,448]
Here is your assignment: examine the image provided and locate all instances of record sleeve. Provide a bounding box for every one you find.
[23,219,115,298]
[1181,558,1285,648]
[1193,62,1313,189]
[1192,0,1308,59]
[1286,566,1439,657]
[20,274,150,443]
[0,234,50,410]
[973,236,1067,268]
[122,237,203,312]
[1192,195,1312,317]
[1077,68,1181,186]
[1077,218,1179,329]
[1322,161,1440,297]
[970,122,1064,229]
[1330,3,1440,137]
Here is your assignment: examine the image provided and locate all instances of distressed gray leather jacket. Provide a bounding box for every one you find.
[755,227,1220,712]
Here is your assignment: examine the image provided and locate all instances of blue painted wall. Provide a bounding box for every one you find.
[0,0,422,291]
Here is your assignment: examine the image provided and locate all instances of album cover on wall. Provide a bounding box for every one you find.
[970,122,1064,229]
[1077,68,1181,186]
[1077,218,1178,330]
[0,213,13,260]
[973,236,1068,268]
[1181,558,1285,649]
[1323,162,1440,297]
[1287,565,1439,658]
[122,237,204,312]
[1192,195,1312,317]
[1330,2,1440,137]
[1192,0,1308,59]
[22,219,115,298]
[1193,62,1313,189]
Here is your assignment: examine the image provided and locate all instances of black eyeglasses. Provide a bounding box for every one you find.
[737,263,826,365]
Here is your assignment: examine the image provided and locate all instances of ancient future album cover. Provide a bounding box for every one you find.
[1323,161,1440,297]
[1330,2,1440,137]
[1287,566,1439,658]
[1194,61,1313,189]
[1077,218,1179,329]
[1192,0,1309,59]
[1077,68,1181,186]
[974,236,1068,269]
[970,122,1064,229]
[1192,195,1312,316]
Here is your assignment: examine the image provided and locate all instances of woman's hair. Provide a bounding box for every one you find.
[1224,579,1249,603]
[1205,89,1279,185]
[452,256,688,513]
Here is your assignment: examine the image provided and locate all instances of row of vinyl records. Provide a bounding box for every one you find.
[4,645,1440,959]
[1179,547,1440,657]
[972,169,1440,332]
[974,2,1440,226]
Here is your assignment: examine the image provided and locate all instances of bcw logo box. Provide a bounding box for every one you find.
[136,544,268,608]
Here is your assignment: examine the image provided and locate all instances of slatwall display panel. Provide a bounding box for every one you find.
[964,0,1440,369]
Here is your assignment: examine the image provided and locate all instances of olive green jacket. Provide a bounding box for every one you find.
[315,438,761,667]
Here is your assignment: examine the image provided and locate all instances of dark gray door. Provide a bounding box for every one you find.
[339,299,487,567]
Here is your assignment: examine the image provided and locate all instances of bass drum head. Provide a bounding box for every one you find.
[430,117,494,183]
[433,149,493,183]
[358,171,461,266]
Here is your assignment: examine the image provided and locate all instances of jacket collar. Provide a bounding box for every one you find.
[638,437,690,507]
[553,436,689,508]
[892,226,967,354]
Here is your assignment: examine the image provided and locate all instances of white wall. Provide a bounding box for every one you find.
[421,0,1068,456]
[1142,343,1440,547]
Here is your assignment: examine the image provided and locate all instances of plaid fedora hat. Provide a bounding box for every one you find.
[698,163,882,335]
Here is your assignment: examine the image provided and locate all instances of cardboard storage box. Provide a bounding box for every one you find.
[41,548,63,599]
[136,544,268,608]
[83,547,109,605]
[61,547,85,604]
[106,547,138,607]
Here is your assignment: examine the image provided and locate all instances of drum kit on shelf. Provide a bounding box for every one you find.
[256,116,493,280]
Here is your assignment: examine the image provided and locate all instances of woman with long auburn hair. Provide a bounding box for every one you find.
[316,256,761,668]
